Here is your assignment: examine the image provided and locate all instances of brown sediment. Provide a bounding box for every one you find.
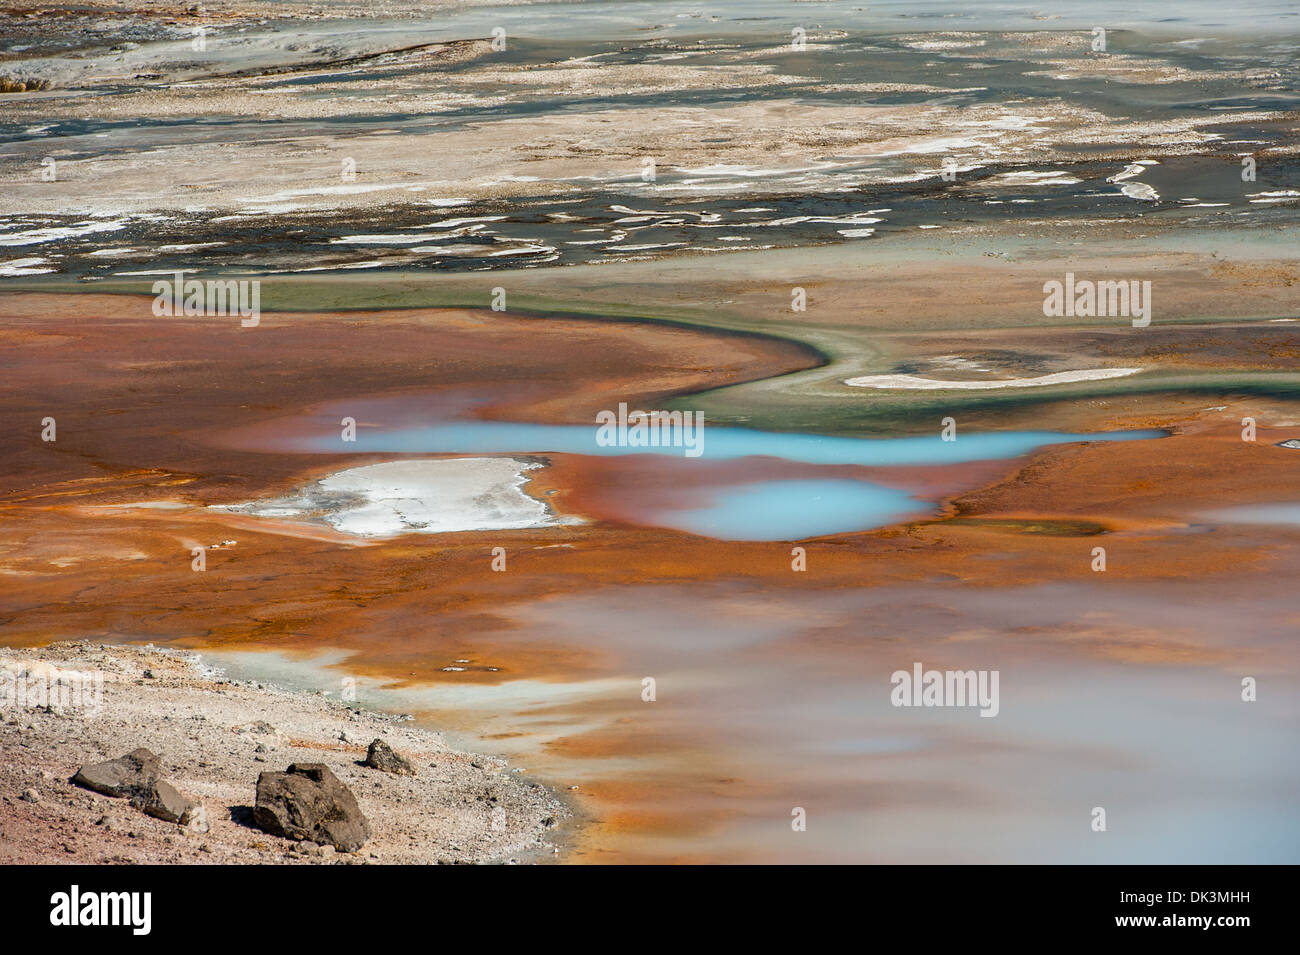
[0,292,819,499]
[0,292,1294,617]
[3,290,1300,862]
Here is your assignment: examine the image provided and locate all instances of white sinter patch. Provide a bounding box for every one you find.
[215,458,559,538]
[844,367,1142,390]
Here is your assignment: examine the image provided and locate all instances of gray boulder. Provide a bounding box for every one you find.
[253,763,370,852]
[71,748,162,799]
[364,739,416,777]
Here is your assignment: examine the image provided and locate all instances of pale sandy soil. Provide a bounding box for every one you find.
[0,642,570,864]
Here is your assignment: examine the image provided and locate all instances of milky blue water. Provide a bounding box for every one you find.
[1208,503,1300,525]
[296,420,1165,467]
[289,420,1165,539]
[651,478,924,540]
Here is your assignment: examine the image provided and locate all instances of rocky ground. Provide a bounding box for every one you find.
[0,641,570,864]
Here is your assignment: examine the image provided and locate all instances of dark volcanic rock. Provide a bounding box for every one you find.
[72,748,162,799]
[140,779,196,825]
[364,738,417,777]
[253,762,370,852]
